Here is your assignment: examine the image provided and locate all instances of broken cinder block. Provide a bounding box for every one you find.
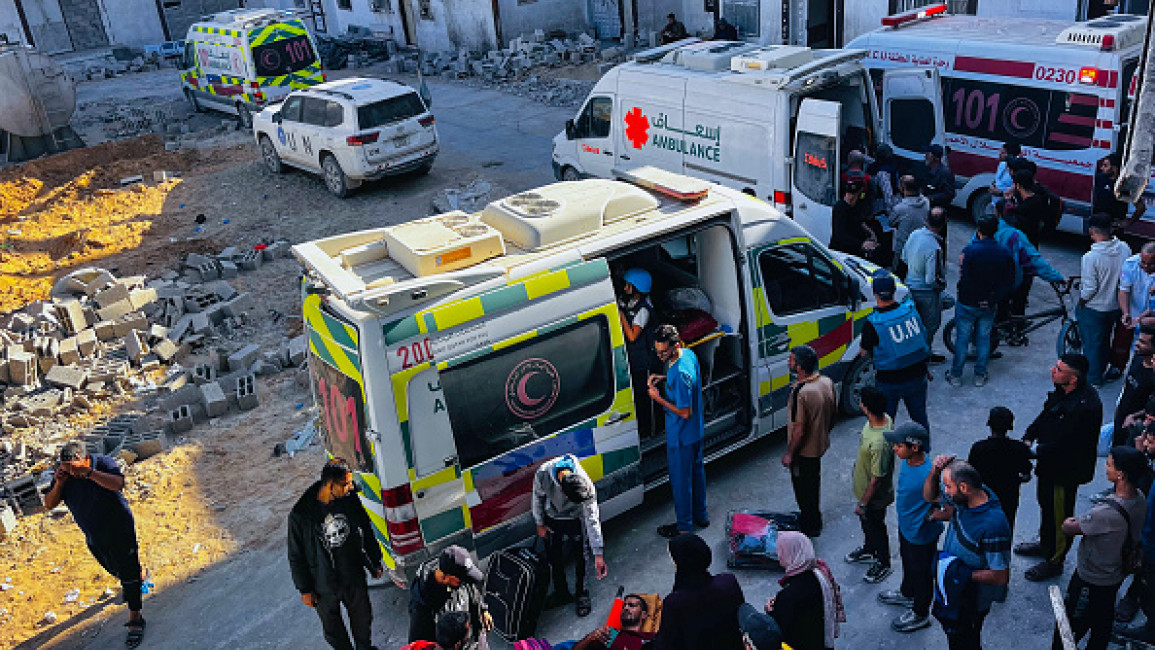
[236,373,258,410]
[228,344,260,371]
[200,382,227,418]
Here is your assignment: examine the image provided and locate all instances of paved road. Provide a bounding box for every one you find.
[39,75,1114,649]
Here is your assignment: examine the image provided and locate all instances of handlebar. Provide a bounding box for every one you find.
[1050,276,1080,295]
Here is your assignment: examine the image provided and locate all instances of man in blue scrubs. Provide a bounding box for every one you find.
[648,324,708,538]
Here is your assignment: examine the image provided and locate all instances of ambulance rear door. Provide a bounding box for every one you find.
[385,259,642,558]
[880,67,946,163]
[792,98,841,245]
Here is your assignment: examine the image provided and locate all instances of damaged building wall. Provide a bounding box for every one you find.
[409,0,496,53]
[0,0,73,53]
[495,0,587,47]
[96,0,165,47]
[324,0,406,41]
[0,0,28,45]
[675,0,783,44]
[160,0,243,43]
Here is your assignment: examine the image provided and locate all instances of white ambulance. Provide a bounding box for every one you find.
[848,5,1154,236]
[179,9,324,129]
[293,167,889,585]
[551,38,948,245]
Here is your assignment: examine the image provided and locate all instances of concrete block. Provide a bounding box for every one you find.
[222,294,253,319]
[238,250,263,271]
[93,283,130,309]
[112,312,148,337]
[0,358,10,384]
[190,312,212,335]
[200,381,227,417]
[0,504,16,536]
[44,364,87,390]
[140,355,160,372]
[152,338,181,364]
[54,301,87,335]
[204,303,225,325]
[160,369,188,392]
[185,252,213,268]
[219,261,238,279]
[148,323,168,343]
[82,357,128,382]
[195,263,219,282]
[236,373,258,410]
[76,328,97,356]
[8,349,36,385]
[218,246,239,261]
[8,313,33,332]
[128,288,157,310]
[132,431,166,458]
[38,355,57,374]
[58,336,80,365]
[125,330,148,362]
[169,314,193,342]
[288,335,307,367]
[96,299,132,322]
[169,403,195,432]
[93,320,117,341]
[211,282,237,302]
[228,344,260,371]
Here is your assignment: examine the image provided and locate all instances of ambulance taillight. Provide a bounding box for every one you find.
[381,483,424,554]
[1079,68,1099,85]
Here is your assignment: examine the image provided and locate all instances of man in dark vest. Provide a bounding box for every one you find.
[859,273,931,432]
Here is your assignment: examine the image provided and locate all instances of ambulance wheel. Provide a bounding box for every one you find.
[237,103,253,130]
[561,166,581,182]
[413,160,433,176]
[969,192,993,223]
[185,89,204,113]
[259,135,283,174]
[839,356,875,417]
[322,154,354,198]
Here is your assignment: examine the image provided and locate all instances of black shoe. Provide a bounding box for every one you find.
[989,350,1004,359]
[1117,596,1141,622]
[694,519,710,529]
[845,546,875,564]
[864,561,893,584]
[657,523,684,538]
[802,528,823,538]
[1014,540,1045,557]
[929,353,947,364]
[1024,560,1064,582]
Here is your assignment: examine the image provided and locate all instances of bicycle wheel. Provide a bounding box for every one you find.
[942,318,1001,357]
[1056,320,1082,357]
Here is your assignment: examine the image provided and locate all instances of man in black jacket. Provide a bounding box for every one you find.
[920,144,955,210]
[288,458,384,650]
[1016,354,1103,582]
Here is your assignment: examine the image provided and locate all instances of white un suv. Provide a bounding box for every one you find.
[252,77,439,198]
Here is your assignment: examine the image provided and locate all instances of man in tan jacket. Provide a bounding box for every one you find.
[781,344,837,537]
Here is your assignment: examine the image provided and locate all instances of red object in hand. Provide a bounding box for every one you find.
[254,243,268,250]
[606,586,625,629]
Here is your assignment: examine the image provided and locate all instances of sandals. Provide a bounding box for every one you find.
[576,592,592,617]
[124,617,146,648]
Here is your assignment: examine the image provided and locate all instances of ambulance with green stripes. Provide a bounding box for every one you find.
[179,9,323,128]
[292,167,888,587]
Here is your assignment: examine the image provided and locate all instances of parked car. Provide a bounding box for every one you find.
[252,76,439,198]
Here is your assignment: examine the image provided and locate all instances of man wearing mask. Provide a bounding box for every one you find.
[409,546,493,648]
[1017,354,1103,582]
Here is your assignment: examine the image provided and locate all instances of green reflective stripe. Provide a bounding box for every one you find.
[399,419,413,470]
[601,446,640,475]
[420,506,467,541]
[566,259,610,286]
[479,283,528,314]
[308,327,362,375]
[383,316,422,345]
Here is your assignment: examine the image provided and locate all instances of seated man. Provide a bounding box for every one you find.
[572,593,655,650]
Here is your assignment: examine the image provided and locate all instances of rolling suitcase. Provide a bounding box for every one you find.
[484,540,550,641]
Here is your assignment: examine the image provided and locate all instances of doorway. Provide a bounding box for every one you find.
[806,0,842,48]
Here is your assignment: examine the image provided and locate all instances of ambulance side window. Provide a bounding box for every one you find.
[577,97,612,139]
[324,101,344,127]
[301,98,328,126]
[758,243,842,316]
[281,96,304,123]
[439,317,616,469]
[182,42,195,70]
[888,98,935,153]
[794,132,837,207]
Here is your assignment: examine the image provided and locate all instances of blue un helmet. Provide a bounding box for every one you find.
[623,268,652,294]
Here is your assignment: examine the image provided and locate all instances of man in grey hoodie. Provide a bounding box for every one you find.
[1079,213,1132,386]
[902,207,947,363]
[890,175,930,277]
[532,454,608,617]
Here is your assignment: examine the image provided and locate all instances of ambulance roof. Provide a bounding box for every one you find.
[192,8,303,31]
[861,14,1146,53]
[293,170,801,316]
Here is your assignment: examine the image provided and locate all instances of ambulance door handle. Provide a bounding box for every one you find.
[620,155,631,161]
[416,489,426,499]
[603,411,628,425]
[798,202,807,209]
[603,151,613,156]
[443,455,458,467]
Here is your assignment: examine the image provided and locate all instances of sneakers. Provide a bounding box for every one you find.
[973,373,989,387]
[1013,540,1045,557]
[694,519,710,529]
[892,609,932,633]
[1024,560,1064,582]
[657,523,685,538]
[845,546,876,564]
[944,371,963,388]
[878,590,914,608]
[929,353,947,364]
[1114,622,1155,644]
[864,561,893,584]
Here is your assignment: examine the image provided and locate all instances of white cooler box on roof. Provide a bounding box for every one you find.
[382,214,505,277]
[671,41,759,72]
[730,46,814,72]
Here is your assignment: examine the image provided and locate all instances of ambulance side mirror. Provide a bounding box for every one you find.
[272,112,283,124]
[565,119,576,140]
[844,274,860,310]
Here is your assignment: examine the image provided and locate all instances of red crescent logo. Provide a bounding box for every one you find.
[505,358,560,419]
[516,371,545,406]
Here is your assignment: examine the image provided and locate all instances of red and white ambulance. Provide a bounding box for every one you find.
[848,5,1154,236]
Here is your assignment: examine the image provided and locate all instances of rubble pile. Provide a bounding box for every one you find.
[0,242,309,527]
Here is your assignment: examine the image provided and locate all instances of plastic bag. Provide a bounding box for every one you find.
[667,287,711,313]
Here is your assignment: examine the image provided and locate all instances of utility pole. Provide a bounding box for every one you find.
[1118,4,1155,203]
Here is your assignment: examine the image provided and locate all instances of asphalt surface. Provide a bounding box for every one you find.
[37,75,1118,650]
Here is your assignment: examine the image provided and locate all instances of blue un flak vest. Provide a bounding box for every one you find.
[868,301,930,371]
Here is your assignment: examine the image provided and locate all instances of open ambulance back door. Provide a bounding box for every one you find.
[881,67,946,163]
[792,98,841,245]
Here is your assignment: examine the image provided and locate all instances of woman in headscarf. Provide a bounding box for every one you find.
[765,531,845,650]
[651,533,745,650]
